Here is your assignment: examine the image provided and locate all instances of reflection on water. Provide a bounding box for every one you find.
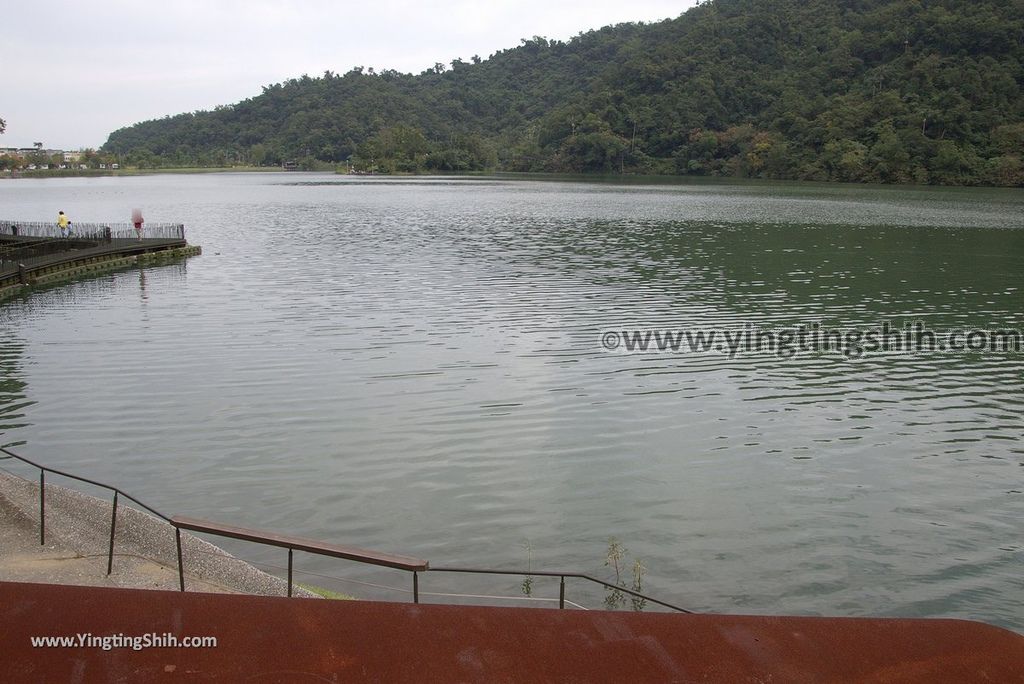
[0,335,32,439]
[0,174,1022,629]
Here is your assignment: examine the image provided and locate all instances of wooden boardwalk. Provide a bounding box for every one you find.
[0,221,200,299]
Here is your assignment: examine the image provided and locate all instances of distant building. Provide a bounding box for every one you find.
[16,148,57,157]
[0,147,101,170]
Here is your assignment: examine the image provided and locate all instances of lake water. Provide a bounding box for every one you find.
[1,173,1022,627]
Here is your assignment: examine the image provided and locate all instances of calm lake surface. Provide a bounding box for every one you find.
[1,173,1022,627]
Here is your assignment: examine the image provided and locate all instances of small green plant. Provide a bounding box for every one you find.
[603,538,625,609]
[630,559,648,612]
[521,539,534,596]
[603,537,648,611]
[295,582,357,600]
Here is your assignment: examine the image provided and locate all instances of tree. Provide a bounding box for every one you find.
[0,117,5,135]
[556,114,628,172]
[249,144,268,166]
[823,139,868,182]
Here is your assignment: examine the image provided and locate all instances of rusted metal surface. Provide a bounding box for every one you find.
[2,581,1022,682]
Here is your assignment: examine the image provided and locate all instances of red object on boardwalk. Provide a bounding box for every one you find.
[2,581,1023,682]
[132,208,144,236]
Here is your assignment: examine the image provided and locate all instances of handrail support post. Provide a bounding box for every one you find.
[287,548,293,597]
[106,491,119,575]
[559,575,565,609]
[39,469,45,545]
[175,528,185,592]
[413,571,419,604]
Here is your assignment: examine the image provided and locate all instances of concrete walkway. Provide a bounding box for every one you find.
[0,469,312,597]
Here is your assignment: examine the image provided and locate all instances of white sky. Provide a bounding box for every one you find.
[2,0,697,150]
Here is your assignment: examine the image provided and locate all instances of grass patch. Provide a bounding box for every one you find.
[295,582,357,600]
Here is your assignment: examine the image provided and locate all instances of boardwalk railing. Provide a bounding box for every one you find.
[0,448,692,613]
[171,516,431,600]
[0,220,185,241]
[0,221,190,284]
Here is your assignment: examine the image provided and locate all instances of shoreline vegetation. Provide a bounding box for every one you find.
[0,165,286,179]
[95,0,1023,188]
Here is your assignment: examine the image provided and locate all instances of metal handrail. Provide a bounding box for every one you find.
[0,448,692,613]
[429,567,693,613]
[170,515,429,599]
[0,447,169,576]
[220,552,596,609]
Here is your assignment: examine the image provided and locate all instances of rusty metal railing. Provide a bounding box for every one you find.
[170,515,429,600]
[0,448,692,612]
[0,447,170,576]
[428,566,693,613]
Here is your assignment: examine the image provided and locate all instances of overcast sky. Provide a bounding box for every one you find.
[2,1,698,151]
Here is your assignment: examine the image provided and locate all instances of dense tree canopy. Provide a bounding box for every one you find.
[102,0,1024,186]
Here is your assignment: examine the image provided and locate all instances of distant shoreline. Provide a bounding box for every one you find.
[4,167,1024,190]
[0,166,284,180]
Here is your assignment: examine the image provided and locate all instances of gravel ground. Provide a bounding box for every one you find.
[0,469,317,598]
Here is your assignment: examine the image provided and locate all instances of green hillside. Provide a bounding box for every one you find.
[102,0,1024,185]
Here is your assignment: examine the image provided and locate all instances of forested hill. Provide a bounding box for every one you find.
[102,0,1024,186]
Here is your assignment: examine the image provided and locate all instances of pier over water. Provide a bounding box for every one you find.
[0,220,201,299]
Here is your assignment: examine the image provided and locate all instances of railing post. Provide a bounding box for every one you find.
[287,548,293,597]
[413,571,419,604]
[175,528,185,592]
[559,576,565,609]
[107,491,119,575]
[19,263,28,285]
[39,470,45,545]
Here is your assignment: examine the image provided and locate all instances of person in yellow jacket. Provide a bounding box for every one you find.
[56,210,70,238]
